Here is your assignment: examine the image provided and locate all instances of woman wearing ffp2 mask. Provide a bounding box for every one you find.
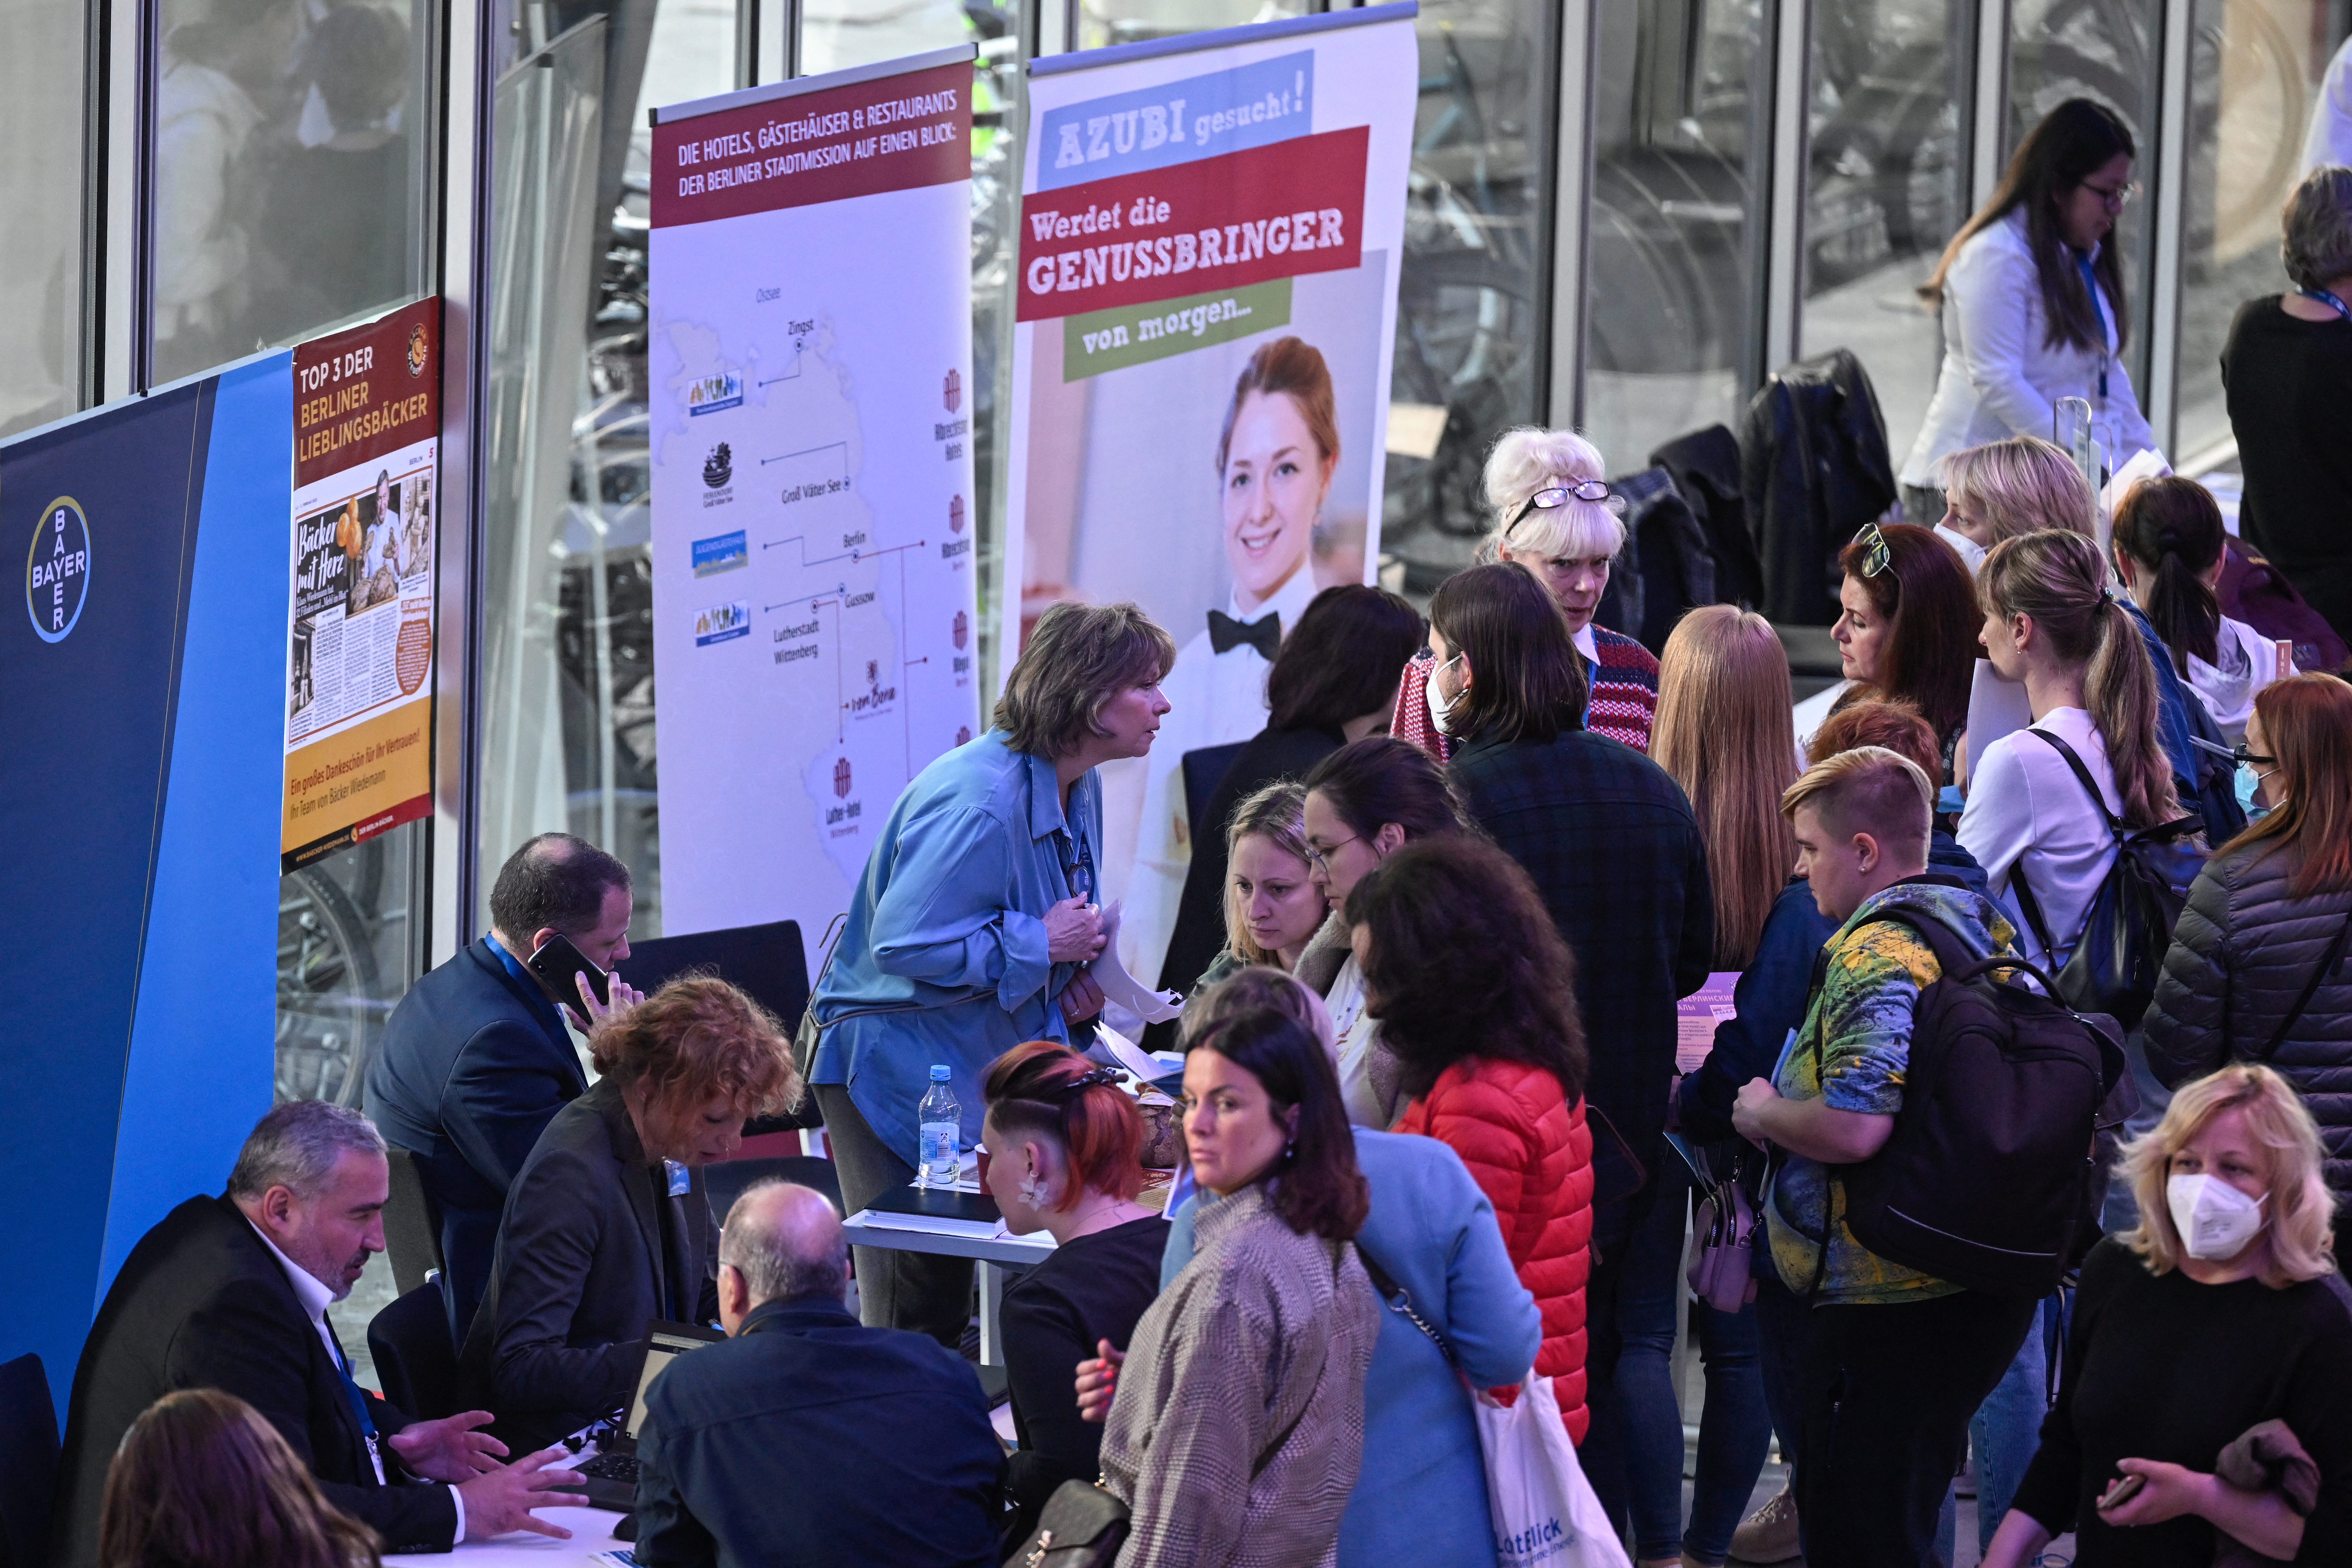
[1982,1064,2352,1567]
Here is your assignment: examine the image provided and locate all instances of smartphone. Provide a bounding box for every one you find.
[526,932,610,1012]
[2096,1472,2146,1512]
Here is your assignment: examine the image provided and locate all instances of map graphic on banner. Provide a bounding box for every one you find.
[1002,7,1419,992]
[648,48,979,939]
[282,298,440,873]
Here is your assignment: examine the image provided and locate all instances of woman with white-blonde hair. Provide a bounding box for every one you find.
[1391,426,1659,755]
[1983,1064,2352,1567]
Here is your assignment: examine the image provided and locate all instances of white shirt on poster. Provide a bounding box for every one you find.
[1955,706,2122,967]
[1121,564,1323,988]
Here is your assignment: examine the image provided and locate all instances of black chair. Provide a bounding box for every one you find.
[368,1284,460,1423]
[0,1353,58,1568]
[382,1145,445,1299]
[704,1155,844,1223]
[623,920,817,1131]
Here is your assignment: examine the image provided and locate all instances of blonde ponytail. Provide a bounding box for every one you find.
[1982,530,2183,828]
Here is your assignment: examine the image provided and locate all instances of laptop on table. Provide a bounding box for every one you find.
[579,1319,727,1510]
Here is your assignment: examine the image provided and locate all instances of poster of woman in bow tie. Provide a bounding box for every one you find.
[998,9,1417,1009]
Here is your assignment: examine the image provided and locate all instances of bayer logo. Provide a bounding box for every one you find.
[26,498,91,643]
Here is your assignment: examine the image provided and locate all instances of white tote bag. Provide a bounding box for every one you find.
[1471,1375,1632,1568]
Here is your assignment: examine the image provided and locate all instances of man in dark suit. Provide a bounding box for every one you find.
[365,831,641,1339]
[633,1181,1004,1568]
[51,1102,589,1568]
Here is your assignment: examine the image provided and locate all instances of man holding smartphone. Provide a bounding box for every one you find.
[366,832,646,1341]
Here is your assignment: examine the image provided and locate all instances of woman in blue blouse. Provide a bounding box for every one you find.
[807,600,1175,1344]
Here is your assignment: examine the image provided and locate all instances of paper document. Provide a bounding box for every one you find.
[1965,660,2034,785]
[1090,902,1184,1023]
[1096,1020,1185,1084]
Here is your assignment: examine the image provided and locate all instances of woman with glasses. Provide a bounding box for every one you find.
[1296,737,1474,1128]
[1901,99,2157,522]
[1392,427,1660,756]
[1154,585,1424,1032]
[2144,675,2352,1222]
[1811,521,1981,781]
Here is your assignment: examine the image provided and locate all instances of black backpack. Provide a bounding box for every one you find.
[2008,728,2206,1030]
[1817,910,2133,1297]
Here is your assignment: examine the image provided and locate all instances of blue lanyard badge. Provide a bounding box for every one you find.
[2303,287,2352,322]
[665,1159,690,1198]
[329,1336,386,1483]
[2076,252,2111,398]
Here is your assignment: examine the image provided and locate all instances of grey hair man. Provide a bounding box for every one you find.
[50,1102,590,1568]
[632,1182,1008,1567]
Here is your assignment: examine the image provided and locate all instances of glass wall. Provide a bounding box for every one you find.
[1383,0,1561,593]
[2176,0,2348,461]
[0,0,87,437]
[2007,0,2162,417]
[1582,0,1771,481]
[151,0,439,386]
[1800,0,1973,471]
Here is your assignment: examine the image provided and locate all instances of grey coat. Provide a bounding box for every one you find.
[2143,838,2352,1192]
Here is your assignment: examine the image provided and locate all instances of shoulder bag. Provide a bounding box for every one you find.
[1004,1480,1129,1568]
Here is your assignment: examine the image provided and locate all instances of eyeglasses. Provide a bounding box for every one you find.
[1303,835,1360,875]
[2233,745,2275,768]
[2081,178,2142,211]
[1852,521,1892,578]
[1506,479,1624,534]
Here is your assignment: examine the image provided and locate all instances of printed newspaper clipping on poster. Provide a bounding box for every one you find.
[282,298,440,873]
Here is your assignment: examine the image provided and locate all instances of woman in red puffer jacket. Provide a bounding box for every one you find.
[1345,833,1596,1439]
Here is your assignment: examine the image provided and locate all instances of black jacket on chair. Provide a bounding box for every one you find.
[50,1196,458,1568]
[364,937,587,1342]
[633,1296,1004,1568]
[1651,423,1759,610]
[1740,348,1898,625]
[459,1076,718,1449]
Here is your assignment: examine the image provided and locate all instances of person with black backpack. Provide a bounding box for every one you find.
[1733,745,2117,1567]
[1959,528,2202,1024]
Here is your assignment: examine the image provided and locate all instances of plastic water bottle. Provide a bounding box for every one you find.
[917,1065,961,1187]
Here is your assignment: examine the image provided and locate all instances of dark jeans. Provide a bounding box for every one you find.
[1575,1180,1657,1535]
[1752,1270,1809,1481]
[813,1083,971,1350]
[1619,1165,1772,1563]
[1792,1288,2038,1568]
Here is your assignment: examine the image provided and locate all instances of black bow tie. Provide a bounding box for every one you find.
[1207,608,1281,660]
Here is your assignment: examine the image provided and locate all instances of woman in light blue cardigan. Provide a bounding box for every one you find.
[1163,1124,1540,1565]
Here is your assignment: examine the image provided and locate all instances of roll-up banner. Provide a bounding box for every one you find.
[646,47,981,939]
[282,298,441,872]
[1004,5,1419,991]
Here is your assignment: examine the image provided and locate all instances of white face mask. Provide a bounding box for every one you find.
[2166,1172,2268,1261]
[1424,654,1465,735]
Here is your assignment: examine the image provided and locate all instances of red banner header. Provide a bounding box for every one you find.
[651,61,972,229]
[1015,126,1366,323]
[293,298,441,487]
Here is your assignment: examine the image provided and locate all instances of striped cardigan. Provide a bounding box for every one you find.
[1390,627,1659,758]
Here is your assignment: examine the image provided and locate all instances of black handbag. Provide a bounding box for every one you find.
[1003,1479,1130,1568]
[2009,728,2205,1029]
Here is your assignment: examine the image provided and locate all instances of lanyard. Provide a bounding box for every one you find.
[2303,287,2352,322]
[2075,252,2111,398]
[328,1331,387,1483]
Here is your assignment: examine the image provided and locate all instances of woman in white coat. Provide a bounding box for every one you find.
[1901,99,2157,520]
